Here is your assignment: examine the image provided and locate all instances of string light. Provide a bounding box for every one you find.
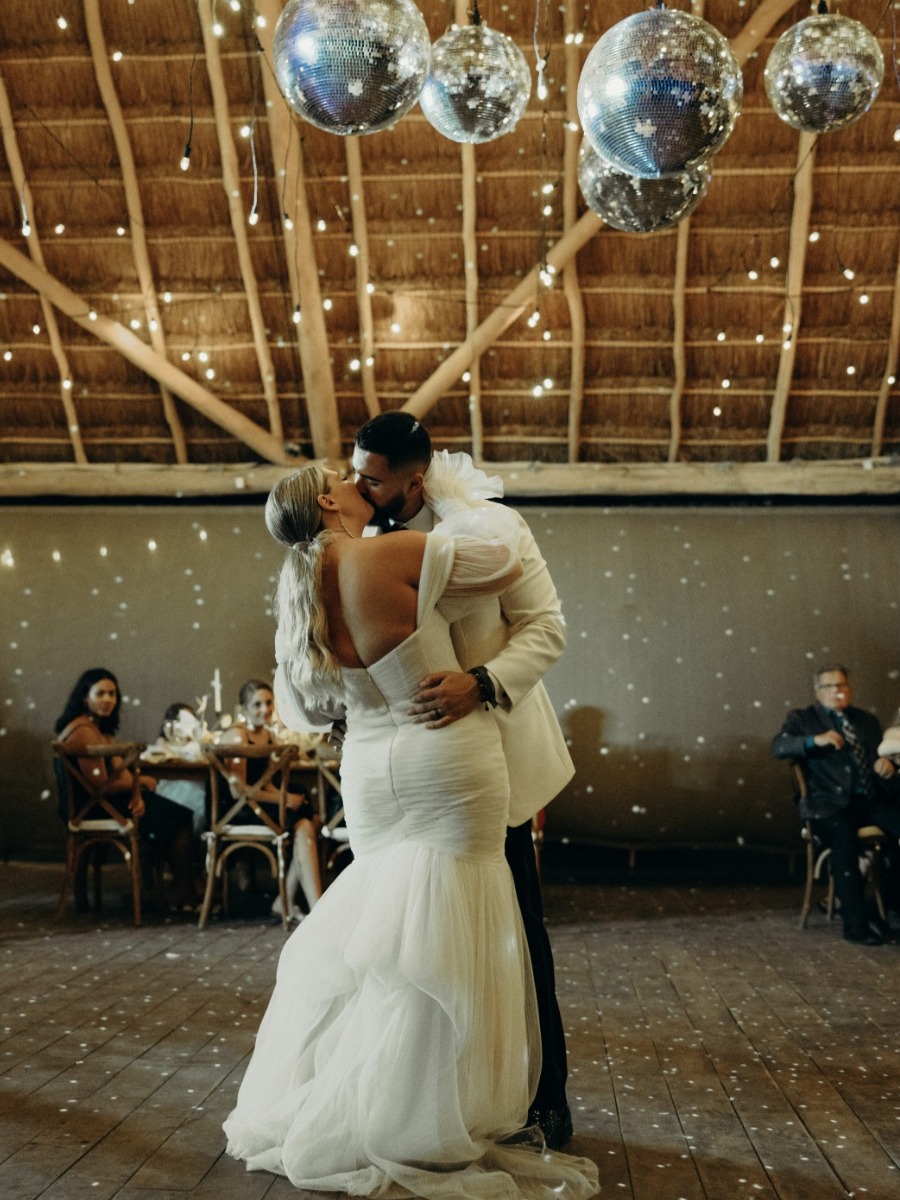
[317,219,327,232]
[349,244,359,257]
[54,223,64,235]
[112,50,123,62]
[716,331,726,342]
[247,124,259,226]
[365,282,374,295]
[323,298,333,311]
[769,257,780,268]
[349,358,360,371]
[19,191,30,238]
[181,53,196,171]
[56,16,67,30]
[755,332,764,344]
[843,267,855,281]
[88,309,97,321]
[162,291,172,303]
[859,293,869,305]
[390,321,400,333]
[721,378,731,389]
[3,350,12,362]
[292,305,301,325]
[283,212,294,231]
[116,226,126,236]
[808,231,820,242]
[32,323,41,335]
[846,365,856,375]
[747,269,758,281]
[713,405,722,416]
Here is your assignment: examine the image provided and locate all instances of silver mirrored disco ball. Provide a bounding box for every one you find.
[419,22,531,144]
[273,0,431,136]
[764,14,884,134]
[576,7,742,180]
[577,140,710,232]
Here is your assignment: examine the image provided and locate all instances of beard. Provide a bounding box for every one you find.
[368,491,407,524]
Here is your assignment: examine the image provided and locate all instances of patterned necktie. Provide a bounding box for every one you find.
[837,713,874,798]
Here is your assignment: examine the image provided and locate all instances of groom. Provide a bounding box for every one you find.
[352,411,575,1149]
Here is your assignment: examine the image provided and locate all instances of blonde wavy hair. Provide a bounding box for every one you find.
[265,467,344,705]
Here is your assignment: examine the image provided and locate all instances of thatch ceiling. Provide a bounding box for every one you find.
[0,0,898,498]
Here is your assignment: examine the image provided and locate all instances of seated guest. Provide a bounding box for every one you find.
[219,678,322,922]
[147,703,209,836]
[54,667,199,912]
[773,664,900,945]
[878,713,900,760]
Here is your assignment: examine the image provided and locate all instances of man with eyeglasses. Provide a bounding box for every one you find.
[773,665,900,945]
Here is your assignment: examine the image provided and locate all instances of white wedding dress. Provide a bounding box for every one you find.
[224,531,598,1200]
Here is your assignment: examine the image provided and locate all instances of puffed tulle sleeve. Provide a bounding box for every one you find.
[416,508,522,626]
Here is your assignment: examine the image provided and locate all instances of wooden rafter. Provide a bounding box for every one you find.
[4,459,898,500]
[197,0,283,442]
[0,236,293,464]
[766,131,817,462]
[667,220,690,463]
[562,1,586,464]
[871,241,900,456]
[255,0,342,460]
[0,73,86,464]
[452,0,483,463]
[83,0,187,464]
[403,210,602,418]
[461,142,483,461]
[344,137,379,418]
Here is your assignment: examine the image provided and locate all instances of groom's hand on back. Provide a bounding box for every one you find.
[409,672,481,728]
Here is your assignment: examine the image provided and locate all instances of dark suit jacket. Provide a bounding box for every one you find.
[772,703,886,820]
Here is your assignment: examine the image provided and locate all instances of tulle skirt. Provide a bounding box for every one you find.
[223,837,598,1199]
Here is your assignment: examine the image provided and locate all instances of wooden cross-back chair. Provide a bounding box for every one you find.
[313,748,351,885]
[199,742,299,930]
[792,762,887,930]
[52,740,147,925]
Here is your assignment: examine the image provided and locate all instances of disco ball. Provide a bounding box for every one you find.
[273,0,431,136]
[578,140,710,233]
[419,22,531,144]
[577,7,742,179]
[764,14,884,134]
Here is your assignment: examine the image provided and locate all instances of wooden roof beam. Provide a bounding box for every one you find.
[83,0,187,464]
[562,0,586,464]
[4,459,898,501]
[453,0,483,463]
[0,236,294,464]
[344,137,379,419]
[255,0,341,460]
[766,132,816,462]
[198,0,283,443]
[0,74,86,465]
[871,241,900,457]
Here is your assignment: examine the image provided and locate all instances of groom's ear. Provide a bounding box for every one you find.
[406,471,425,501]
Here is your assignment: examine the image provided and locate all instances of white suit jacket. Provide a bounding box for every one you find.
[275,501,574,826]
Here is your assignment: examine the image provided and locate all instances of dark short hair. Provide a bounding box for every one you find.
[815,664,850,688]
[161,702,195,736]
[355,411,431,470]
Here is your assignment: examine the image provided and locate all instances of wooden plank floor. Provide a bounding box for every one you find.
[1,859,899,1199]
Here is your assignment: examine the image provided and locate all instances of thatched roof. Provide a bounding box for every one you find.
[0,0,898,498]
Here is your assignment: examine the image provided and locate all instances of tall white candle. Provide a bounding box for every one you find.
[212,668,222,713]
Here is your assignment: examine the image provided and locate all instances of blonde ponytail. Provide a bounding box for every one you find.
[266,467,345,705]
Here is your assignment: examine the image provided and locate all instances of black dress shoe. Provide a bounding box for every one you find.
[843,924,883,946]
[527,1103,573,1150]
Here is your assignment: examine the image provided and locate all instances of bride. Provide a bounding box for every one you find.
[223,463,598,1200]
